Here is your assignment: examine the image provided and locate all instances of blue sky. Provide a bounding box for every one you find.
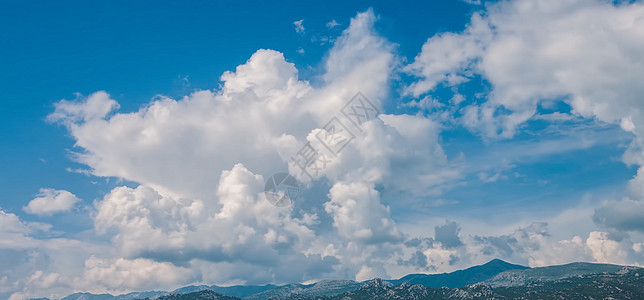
[0,0,474,214]
[2,0,644,298]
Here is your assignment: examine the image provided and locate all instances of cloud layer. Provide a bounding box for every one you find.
[406,0,644,240]
[3,2,644,298]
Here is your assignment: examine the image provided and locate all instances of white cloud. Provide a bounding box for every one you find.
[0,210,37,249]
[37,10,453,295]
[47,91,119,125]
[593,197,644,233]
[392,219,642,278]
[404,12,492,97]
[586,231,629,264]
[326,19,340,29]
[407,0,644,139]
[294,19,305,34]
[220,49,306,102]
[0,209,112,299]
[46,12,403,202]
[15,3,644,297]
[49,52,311,200]
[325,181,402,243]
[46,9,404,205]
[23,188,81,216]
[355,266,379,281]
[406,0,644,243]
[93,164,319,267]
[77,257,197,293]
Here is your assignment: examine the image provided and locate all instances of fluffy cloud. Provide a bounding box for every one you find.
[586,231,629,264]
[434,221,464,249]
[325,181,402,243]
[47,91,119,125]
[11,2,644,298]
[47,10,403,203]
[393,219,643,278]
[48,52,310,200]
[23,189,81,216]
[407,0,644,139]
[594,198,644,232]
[77,257,198,293]
[594,167,644,233]
[34,9,453,296]
[93,163,327,278]
[406,0,644,249]
[0,209,114,299]
[404,12,491,97]
[0,210,38,249]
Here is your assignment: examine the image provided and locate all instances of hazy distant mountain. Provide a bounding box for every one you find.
[62,290,167,300]
[325,267,644,300]
[388,258,528,288]
[58,284,277,300]
[491,266,644,299]
[166,285,278,298]
[152,266,644,299]
[149,290,237,300]
[321,278,497,300]
[243,280,361,300]
[48,259,644,300]
[485,261,629,287]
[209,285,278,298]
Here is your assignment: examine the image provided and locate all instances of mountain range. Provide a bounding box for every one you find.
[51,259,643,300]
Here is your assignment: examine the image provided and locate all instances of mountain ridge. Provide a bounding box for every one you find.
[388,258,528,288]
[48,259,642,300]
[150,266,644,300]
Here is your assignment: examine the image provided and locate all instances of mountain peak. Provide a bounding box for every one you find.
[365,278,392,289]
[483,258,527,269]
[389,258,528,288]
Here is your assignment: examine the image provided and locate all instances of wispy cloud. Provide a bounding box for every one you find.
[293,19,305,34]
[326,19,340,28]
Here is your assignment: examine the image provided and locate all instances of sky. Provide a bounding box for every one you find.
[1,0,644,298]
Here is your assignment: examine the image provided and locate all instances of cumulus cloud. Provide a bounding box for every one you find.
[47,91,119,125]
[0,209,113,299]
[45,9,407,203]
[77,257,198,293]
[434,221,464,249]
[0,210,37,249]
[12,2,644,298]
[34,9,456,296]
[407,0,644,139]
[406,0,644,252]
[404,13,492,97]
[594,198,644,233]
[586,231,629,264]
[94,164,324,275]
[472,222,549,261]
[47,52,310,200]
[23,189,81,216]
[595,166,644,233]
[392,219,643,278]
[325,181,402,243]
